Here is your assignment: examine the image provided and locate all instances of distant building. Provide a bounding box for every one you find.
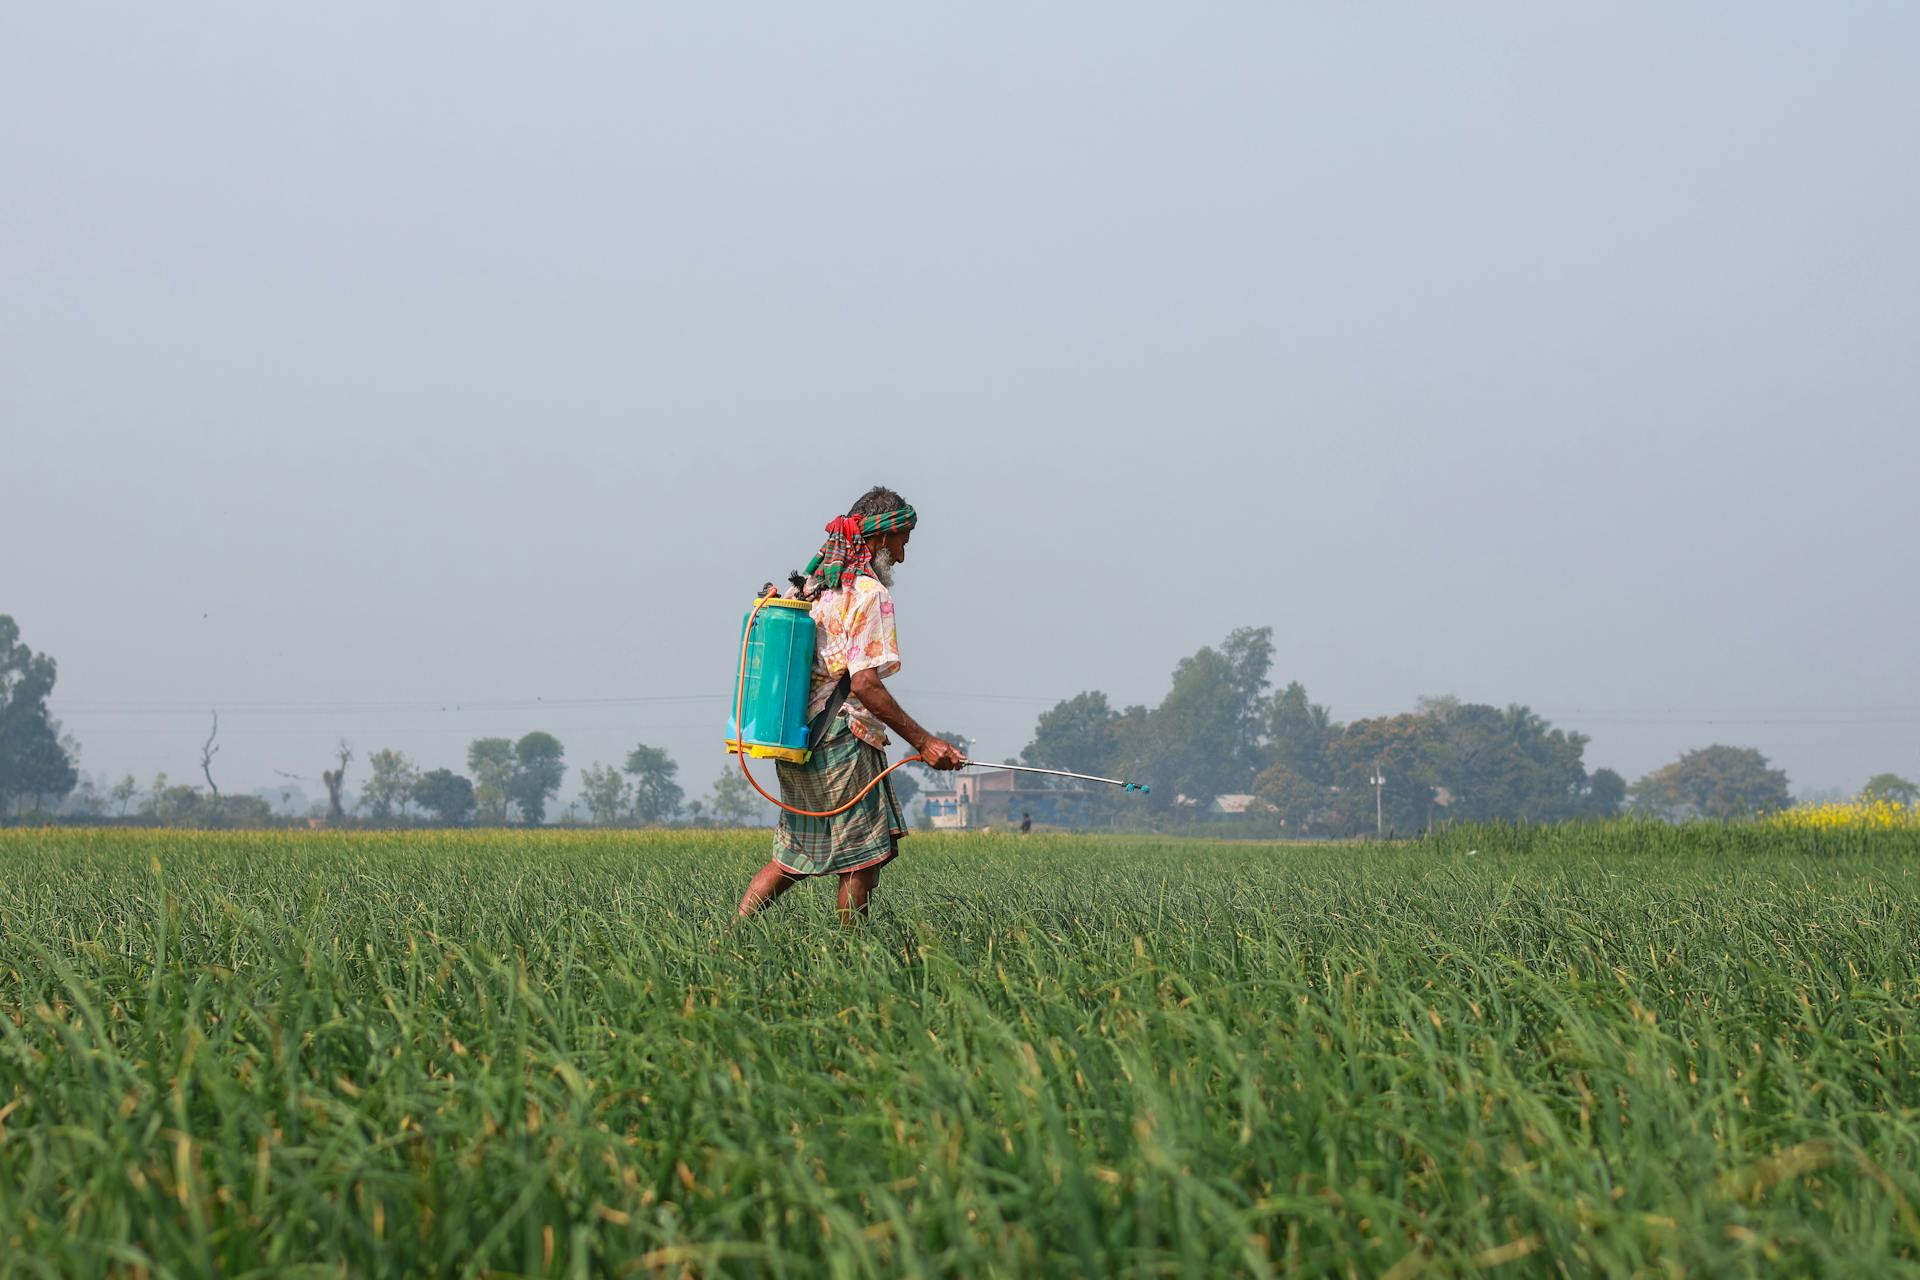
[922,769,1052,830]
[1172,793,1276,815]
[922,782,968,829]
[1210,793,1269,815]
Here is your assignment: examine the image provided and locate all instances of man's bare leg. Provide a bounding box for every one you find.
[738,860,801,918]
[837,865,881,925]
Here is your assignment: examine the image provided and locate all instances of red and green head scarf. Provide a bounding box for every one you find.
[804,505,917,591]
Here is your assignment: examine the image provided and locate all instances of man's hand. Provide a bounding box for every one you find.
[919,736,966,771]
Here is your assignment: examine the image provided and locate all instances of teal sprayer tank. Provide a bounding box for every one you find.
[724,597,817,764]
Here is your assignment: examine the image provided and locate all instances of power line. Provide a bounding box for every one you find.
[49,692,1920,728]
[51,695,719,716]
[49,687,1063,718]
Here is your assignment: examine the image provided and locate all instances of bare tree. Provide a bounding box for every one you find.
[321,740,353,821]
[200,711,221,798]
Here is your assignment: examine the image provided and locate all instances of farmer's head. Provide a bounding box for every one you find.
[803,487,918,593]
[848,485,913,583]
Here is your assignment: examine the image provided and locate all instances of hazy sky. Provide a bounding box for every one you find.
[7,5,1918,809]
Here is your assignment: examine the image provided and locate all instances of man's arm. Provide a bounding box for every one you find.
[850,669,966,769]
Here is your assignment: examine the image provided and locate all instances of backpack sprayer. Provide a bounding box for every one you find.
[726,592,1148,818]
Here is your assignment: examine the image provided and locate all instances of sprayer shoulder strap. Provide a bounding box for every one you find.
[807,672,854,748]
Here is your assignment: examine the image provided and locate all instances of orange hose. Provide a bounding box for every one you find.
[732,593,925,818]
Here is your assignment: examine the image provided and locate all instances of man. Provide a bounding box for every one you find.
[737,486,966,922]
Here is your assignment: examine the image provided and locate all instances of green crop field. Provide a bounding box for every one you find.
[3,825,1919,1278]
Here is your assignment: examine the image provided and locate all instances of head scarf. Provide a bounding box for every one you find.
[804,505,917,591]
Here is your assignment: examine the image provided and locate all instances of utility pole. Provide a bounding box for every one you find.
[1369,766,1385,839]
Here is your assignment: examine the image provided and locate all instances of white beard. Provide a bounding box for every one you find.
[870,547,897,587]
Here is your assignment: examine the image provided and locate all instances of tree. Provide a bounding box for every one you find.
[509,732,566,825]
[206,794,273,827]
[200,711,221,798]
[624,744,683,824]
[710,766,757,825]
[1632,746,1791,820]
[1216,626,1276,775]
[412,769,476,824]
[11,720,80,816]
[111,773,138,817]
[1145,628,1273,810]
[1324,714,1441,835]
[149,783,203,825]
[578,763,630,825]
[1252,761,1327,834]
[1016,699,1151,828]
[1264,682,1333,785]
[321,741,353,821]
[362,748,420,820]
[1023,692,1119,774]
[1423,701,1591,824]
[133,784,271,828]
[1582,768,1627,818]
[467,737,515,823]
[1100,704,1156,820]
[1861,773,1919,807]
[0,616,78,816]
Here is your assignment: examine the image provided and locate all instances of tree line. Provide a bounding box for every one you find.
[2,613,763,827]
[4,612,1909,830]
[348,736,757,827]
[1015,626,1819,834]
[31,734,758,829]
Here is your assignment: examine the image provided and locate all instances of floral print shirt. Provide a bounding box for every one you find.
[807,574,901,749]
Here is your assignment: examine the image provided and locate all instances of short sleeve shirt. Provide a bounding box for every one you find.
[807,575,900,749]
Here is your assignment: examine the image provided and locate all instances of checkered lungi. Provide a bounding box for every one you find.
[772,715,907,876]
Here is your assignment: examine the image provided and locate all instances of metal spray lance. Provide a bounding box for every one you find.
[957,760,1150,793]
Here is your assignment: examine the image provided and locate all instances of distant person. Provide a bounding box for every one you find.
[1020,811,1032,835]
[736,486,965,923]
